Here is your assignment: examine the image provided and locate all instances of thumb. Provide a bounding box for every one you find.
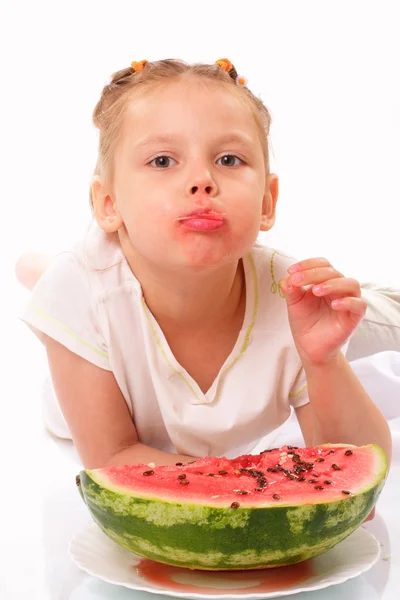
[280,274,306,306]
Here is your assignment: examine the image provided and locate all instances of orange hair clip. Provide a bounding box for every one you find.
[235,74,248,86]
[215,58,233,72]
[215,58,247,86]
[131,60,148,73]
[129,58,247,86]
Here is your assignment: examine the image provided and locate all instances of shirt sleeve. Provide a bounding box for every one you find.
[288,366,309,408]
[20,251,111,371]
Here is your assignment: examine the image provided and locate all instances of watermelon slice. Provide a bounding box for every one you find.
[76,443,387,570]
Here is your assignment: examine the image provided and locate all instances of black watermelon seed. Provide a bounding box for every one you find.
[345,450,353,456]
[175,462,183,466]
[179,479,190,485]
[230,502,240,508]
[315,457,325,462]
[143,470,155,476]
[253,470,265,477]
[293,465,307,474]
[308,479,319,483]
[324,480,333,485]
[272,494,281,500]
[314,486,324,490]
[75,475,81,487]
[208,473,215,476]
[332,464,341,471]
[254,487,264,492]
[342,490,352,495]
[327,450,335,455]
[235,490,249,495]
[298,477,306,481]
[218,470,229,475]
[177,474,186,480]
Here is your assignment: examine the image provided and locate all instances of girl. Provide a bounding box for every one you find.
[17,58,395,471]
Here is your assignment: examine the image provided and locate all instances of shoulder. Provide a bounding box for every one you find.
[42,223,137,301]
[249,242,298,293]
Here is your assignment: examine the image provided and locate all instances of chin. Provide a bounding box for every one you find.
[180,239,253,270]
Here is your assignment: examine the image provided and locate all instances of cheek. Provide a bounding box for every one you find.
[230,197,263,232]
[121,199,173,247]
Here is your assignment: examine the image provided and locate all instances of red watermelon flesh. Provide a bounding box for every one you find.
[95,444,383,506]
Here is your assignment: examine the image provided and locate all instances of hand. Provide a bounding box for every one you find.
[280,257,367,366]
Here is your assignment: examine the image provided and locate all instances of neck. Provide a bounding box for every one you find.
[120,244,245,330]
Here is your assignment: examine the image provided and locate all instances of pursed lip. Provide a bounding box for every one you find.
[175,209,226,221]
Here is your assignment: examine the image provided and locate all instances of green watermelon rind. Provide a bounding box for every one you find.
[77,444,388,570]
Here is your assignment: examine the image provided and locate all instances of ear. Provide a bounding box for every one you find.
[91,175,123,233]
[260,174,279,232]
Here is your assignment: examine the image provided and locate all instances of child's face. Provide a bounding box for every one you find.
[107,78,277,269]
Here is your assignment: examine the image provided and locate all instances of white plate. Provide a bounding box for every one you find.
[69,523,381,599]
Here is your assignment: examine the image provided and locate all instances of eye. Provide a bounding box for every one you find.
[217,155,244,167]
[148,154,244,169]
[149,156,177,169]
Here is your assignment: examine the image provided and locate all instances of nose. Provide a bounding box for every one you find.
[189,177,217,197]
[187,160,218,200]
[191,184,213,195]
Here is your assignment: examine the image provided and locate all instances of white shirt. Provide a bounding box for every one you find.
[22,224,312,458]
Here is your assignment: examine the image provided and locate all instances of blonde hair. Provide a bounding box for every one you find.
[90,58,272,210]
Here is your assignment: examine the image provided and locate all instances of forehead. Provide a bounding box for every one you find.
[122,78,260,142]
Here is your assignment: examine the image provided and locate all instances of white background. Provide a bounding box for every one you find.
[3,0,399,423]
[2,0,400,486]
[1,2,400,597]
[2,3,400,440]
[3,1,400,282]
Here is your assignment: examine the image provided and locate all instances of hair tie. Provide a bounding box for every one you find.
[215,58,247,87]
[129,59,247,85]
[215,58,233,72]
[131,60,148,73]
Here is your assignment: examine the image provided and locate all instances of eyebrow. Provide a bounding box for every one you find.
[133,132,256,150]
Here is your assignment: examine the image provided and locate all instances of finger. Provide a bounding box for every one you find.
[312,278,362,299]
[289,266,344,288]
[331,297,368,316]
[288,257,333,274]
[280,274,306,305]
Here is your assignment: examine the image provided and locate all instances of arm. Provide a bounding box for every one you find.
[295,352,392,464]
[280,257,392,466]
[44,336,195,469]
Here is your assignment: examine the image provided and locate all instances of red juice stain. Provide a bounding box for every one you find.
[135,558,315,594]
